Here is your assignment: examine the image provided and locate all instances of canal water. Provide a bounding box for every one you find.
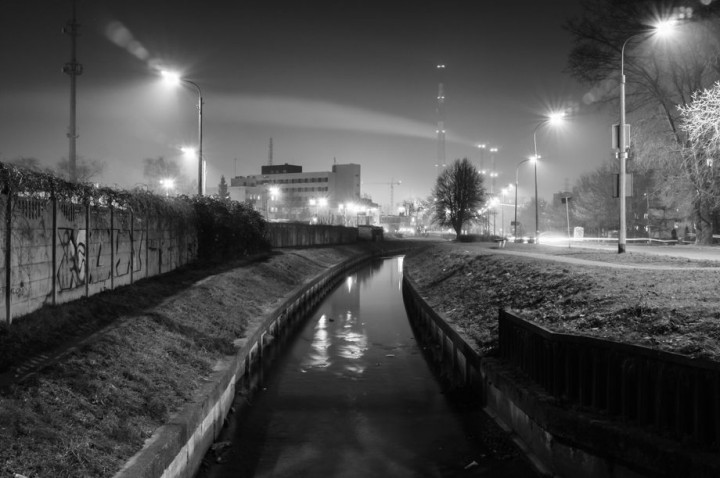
[198,256,536,477]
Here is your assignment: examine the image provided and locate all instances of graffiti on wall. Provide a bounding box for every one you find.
[114,230,131,277]
[132,229,144,273]
[91,228,112,283]
[57,228,86,291]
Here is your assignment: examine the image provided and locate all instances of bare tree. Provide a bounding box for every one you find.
[142,156,182,193]
[566,0,720,242]
[218,175,230,200]
[571,162,619,236]
[6,157,51,174]
[677,82,720,243]
[56,156,106,183]
[566,0,720,140]
[432,158,485,237]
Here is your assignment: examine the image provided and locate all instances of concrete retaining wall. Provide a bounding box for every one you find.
[113,246,407,478]
[401,272,720,478]
[0,194,196,323]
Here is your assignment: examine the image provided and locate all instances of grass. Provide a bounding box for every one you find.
[404,242,720,361]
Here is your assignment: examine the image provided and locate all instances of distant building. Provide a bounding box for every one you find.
[229,162,377,225]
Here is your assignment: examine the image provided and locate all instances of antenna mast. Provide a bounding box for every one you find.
[435,64,446,176]
[268,138,273,166]
[63,0,83,182]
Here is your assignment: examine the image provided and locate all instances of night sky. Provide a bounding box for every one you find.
[1,0,612,207]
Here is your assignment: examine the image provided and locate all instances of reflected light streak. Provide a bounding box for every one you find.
[305,314,330,369]
[397,256,404,290]
[346,276,354,293]
[336,310,367,374]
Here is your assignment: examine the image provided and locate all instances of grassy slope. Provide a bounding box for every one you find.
[404,243,720,361]
[0,243,412,478]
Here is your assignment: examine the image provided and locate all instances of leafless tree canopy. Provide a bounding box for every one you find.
[432,158,485,236]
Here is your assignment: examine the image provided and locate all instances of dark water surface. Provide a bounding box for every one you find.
[199,257,536,477]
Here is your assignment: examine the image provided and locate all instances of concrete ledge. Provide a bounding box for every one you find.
[401,272,720,478]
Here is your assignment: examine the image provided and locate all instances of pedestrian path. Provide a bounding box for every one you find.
[490,248,720,270]
[438,241,720,270]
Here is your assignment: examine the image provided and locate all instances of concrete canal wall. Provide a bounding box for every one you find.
[401,272,720,478]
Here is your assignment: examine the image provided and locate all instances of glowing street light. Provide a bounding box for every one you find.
[162,70,204,196]
[616,19,677,253]
[159,178,175,197]
[532,111,565,243]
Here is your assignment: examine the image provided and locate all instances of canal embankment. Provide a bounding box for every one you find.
[0,240,424,478]
[402,242,720,478]
[198,256,537,477]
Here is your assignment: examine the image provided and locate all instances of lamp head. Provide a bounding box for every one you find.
[161,70,182,87]
[654,18,677,38]
[548,111,566,126]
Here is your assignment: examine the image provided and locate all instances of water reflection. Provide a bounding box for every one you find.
[198,257,536,478]
[302,282,369,376]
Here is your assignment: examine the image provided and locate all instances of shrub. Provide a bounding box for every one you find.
[186,196,270,261]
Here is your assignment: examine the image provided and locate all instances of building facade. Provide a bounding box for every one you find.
[229,162,376,225]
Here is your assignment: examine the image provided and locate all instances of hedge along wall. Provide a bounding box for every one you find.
[0,166,197,324]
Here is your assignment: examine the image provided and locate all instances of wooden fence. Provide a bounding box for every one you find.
[498,309,720,450]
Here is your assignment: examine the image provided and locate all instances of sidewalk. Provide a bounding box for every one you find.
[437,240,720,270]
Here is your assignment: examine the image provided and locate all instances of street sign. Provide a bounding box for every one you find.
[612,173,633,198]
[611,123,631,151]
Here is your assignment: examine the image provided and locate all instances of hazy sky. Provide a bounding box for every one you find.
[0,0,614,207]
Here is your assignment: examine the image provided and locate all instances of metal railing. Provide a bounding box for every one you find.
[499,309,720,450]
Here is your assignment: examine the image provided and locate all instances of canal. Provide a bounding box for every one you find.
[198,256,537,477]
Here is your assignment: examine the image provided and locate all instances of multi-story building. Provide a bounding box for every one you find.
[229,162,377,224]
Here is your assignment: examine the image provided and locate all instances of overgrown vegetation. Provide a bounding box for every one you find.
[190,195,270,261]
[0,162,270,262]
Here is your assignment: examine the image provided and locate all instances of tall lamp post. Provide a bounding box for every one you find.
[162,71,204,196]
[617,20,676,253]
[514,157,535,238]
[532,112,565,243]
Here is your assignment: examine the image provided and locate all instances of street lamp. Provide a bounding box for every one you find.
[159,178,175,197]
[532,112,565,244]
[162,70,204,196]
[499,185,512,237]
[514,157,536,239]
[617,19,677,253]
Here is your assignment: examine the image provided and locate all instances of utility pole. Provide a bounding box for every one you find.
[63,0,83,182]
